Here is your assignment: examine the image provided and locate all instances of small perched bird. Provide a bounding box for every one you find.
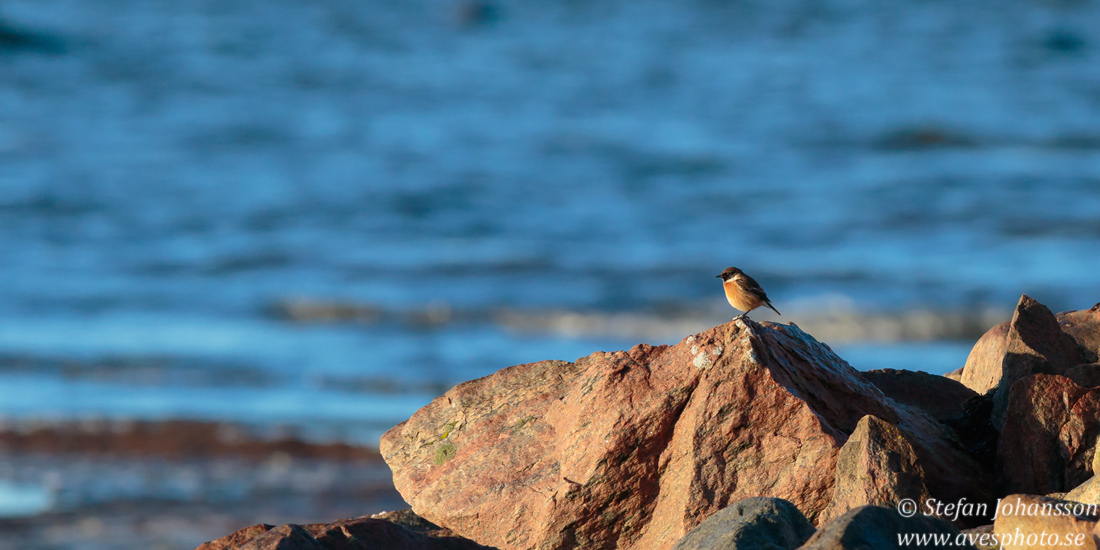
[717,267,781,321]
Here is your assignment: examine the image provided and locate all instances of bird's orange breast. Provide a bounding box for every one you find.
[723,280,763,311]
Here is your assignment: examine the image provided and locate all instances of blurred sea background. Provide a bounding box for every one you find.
[1,0,1099,548]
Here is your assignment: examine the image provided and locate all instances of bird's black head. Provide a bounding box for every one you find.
[717,267,742,281]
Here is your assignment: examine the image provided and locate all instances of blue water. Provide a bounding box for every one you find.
[1,0,1099,444]
[0,480,50,518]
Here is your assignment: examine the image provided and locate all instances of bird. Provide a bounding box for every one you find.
[716,267,781,321]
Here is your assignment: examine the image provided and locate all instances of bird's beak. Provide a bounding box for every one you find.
[715,275,722,278]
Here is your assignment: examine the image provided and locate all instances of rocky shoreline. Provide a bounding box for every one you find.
[0,420,402,550]
[199,295,1100,549]
[0,419,382,461]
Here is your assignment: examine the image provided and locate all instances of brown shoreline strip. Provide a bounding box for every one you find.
[0,419,382,461]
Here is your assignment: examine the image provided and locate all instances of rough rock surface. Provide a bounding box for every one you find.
[862,369,977,422]
[240,524,321,550]
[194,511,494,550]
[1059,303,1100,363]
[381,319,989,550]
[1067,476,1100,504]
[958,295,1087,422]
[1065,363,1100,389]
[197,524,275,550]
[959,525,998,550]
[992,494,1099,550]
[671,497,814,550]
[799,505,973,549]
[959,320,1010,395]
[945,367,965,382]
[998,374,1100,495]
[942,393,998,479]
[819,415,932,525]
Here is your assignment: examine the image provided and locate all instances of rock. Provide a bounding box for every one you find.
[197,525,274,550]
[1058,303,1100,362]
[194,513,495,550]
[958,295,1087,423]
[240,524,321,550]
[998,374,1100,495]
[367,509,476,539]
[1064,364,1100,388]
[799,505,973,549]
[381,319,990,550]
[945,366,965,382]
[959,525,998,550]
[992,494,1099,550]
[1067,476,1100,504]
[818,415,932,525]
[942,393,998,477]
[671,497,815,550]
[310,516,497,550]
[959,320,1010,395]
[862,369,978,422]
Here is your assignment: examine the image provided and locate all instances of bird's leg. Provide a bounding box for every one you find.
[733,312,748,321]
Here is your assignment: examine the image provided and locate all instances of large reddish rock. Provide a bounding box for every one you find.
[671,497,815,550]
[1065,364,1100,389]
[862,369,978,422]
[240,524,320,550]
[799,505,972,549]
[992,494,1099,550]
[942,393,998,484]
[197,524,275,550]
[818,415,932,525]
[381,319,989,550]
[959,320,1010,395]
[1067,476,1100,505]
[998,374,1100,495]
[958,295,1088,422]
[194,511,494,550]
[1059,303,1100,363]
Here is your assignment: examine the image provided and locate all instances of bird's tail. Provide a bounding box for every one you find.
[766,301,781,316]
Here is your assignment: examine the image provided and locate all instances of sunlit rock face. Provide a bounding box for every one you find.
[381,319,988,550]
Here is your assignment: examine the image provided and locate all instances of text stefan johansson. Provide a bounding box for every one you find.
[896,498,1099,522]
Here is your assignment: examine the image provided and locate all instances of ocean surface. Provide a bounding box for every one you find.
[1,0,1099,447]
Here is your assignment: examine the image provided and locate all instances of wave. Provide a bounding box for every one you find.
[268,297,1008,344]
